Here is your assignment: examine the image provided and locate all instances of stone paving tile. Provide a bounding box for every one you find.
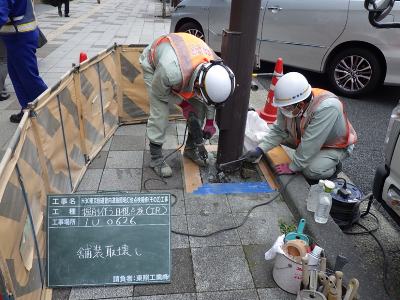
[99,168,142,191]
[69,285,133,300]
[191,245,255,292]
[197,289,259,300]
[186,213,241,247]
[184,193,231,215]
[134,248,196,297]
[88,151,108,169]
[110,135,146,151]
[51,287,71,300]
[105,150,144,169]
[168,188,185,215]
[257,288,297,300]
[171,215,189,249]
[141,167,183,191]
[75,168,103,191]
[242,244,278,288]
[233,209,296,245]
[114,124,147,136]
[133,294,196,300]
[227,192,286,213]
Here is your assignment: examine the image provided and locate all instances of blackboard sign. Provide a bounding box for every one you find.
[46,192,171,287]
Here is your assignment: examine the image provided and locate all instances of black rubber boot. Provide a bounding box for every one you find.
[149,143,172,177]
[183,134,207,167]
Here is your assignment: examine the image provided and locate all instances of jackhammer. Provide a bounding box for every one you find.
[187,111,208,162]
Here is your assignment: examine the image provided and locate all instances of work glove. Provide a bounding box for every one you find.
[179,100,197,121]
[274,163,296,175]
[203,119,216,139]
[239,147,264,163]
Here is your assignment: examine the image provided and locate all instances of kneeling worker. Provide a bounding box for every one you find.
[140,33,235,177]
[241,72,356,182]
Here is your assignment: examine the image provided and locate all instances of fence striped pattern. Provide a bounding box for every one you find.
[0,44,183,300]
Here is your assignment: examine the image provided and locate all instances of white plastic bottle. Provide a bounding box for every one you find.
[314,180,335,224]
[307,180,325,212]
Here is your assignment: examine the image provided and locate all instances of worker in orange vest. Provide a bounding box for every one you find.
[140,33,235,177]
[241,72,356,183]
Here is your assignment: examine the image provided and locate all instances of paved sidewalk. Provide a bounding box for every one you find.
[0,1,395,299]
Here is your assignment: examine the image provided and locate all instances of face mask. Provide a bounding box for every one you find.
[281,104,304,118]
[281,108,295,118]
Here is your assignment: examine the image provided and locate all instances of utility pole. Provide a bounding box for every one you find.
[216,0,261,171]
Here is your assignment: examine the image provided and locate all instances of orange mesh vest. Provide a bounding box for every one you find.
[148,33,219,99]
[285,88,357,147]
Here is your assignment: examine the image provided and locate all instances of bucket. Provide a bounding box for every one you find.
[272,252,320,294]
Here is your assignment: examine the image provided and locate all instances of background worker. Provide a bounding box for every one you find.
[0,0,48,123]
[140,32,235,177]
[240,72,356,183]
[58,0,69,17]
[0,37,10,101]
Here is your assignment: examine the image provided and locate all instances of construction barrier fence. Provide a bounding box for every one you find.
[0,44,183,300]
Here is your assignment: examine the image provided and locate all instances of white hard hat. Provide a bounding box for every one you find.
[273,72,312,107]
[198,61,235,107]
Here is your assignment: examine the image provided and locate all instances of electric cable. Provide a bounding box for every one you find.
[342,203,393,300]
[143,121,188,190]
[142,121,300,237]
[171,173,299,238]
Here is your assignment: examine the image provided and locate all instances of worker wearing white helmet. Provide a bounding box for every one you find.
[241,72,357,183]
[140,33,235,177]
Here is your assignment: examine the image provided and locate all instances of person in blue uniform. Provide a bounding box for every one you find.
[0,0,48,123]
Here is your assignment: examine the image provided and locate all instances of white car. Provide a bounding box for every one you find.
[170,0,400,97]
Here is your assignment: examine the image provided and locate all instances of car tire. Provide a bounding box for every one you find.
[177,22,205,41]
[327,47,382,98]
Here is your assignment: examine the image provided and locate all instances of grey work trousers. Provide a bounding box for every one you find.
[140,50,207,145]
[301,145,353,180]
[283,138,354,180]
[0,37,8,91]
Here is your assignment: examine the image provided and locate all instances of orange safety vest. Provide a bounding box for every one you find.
[285,88,357,148]
[147,33,219,99]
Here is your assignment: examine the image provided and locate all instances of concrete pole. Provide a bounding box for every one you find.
[216,0,261,171]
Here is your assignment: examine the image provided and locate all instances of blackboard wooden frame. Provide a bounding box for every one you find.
[46,192,171,287]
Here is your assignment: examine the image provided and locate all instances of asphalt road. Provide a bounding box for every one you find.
[255,62,400,299]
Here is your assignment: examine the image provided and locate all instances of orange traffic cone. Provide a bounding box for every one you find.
[79,52,88,63]
[257,58,283,124]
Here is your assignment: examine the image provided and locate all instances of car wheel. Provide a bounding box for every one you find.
[327,48,382,98]
[177,22,205,41]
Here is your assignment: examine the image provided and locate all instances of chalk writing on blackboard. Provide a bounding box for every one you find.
[47,192,171,287]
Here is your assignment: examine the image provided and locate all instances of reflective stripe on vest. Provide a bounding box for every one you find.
[7,15,24,23]
[0,20,38,33]
[147,33,219,95]
[0,0,37,34]
[286,88,357,148]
